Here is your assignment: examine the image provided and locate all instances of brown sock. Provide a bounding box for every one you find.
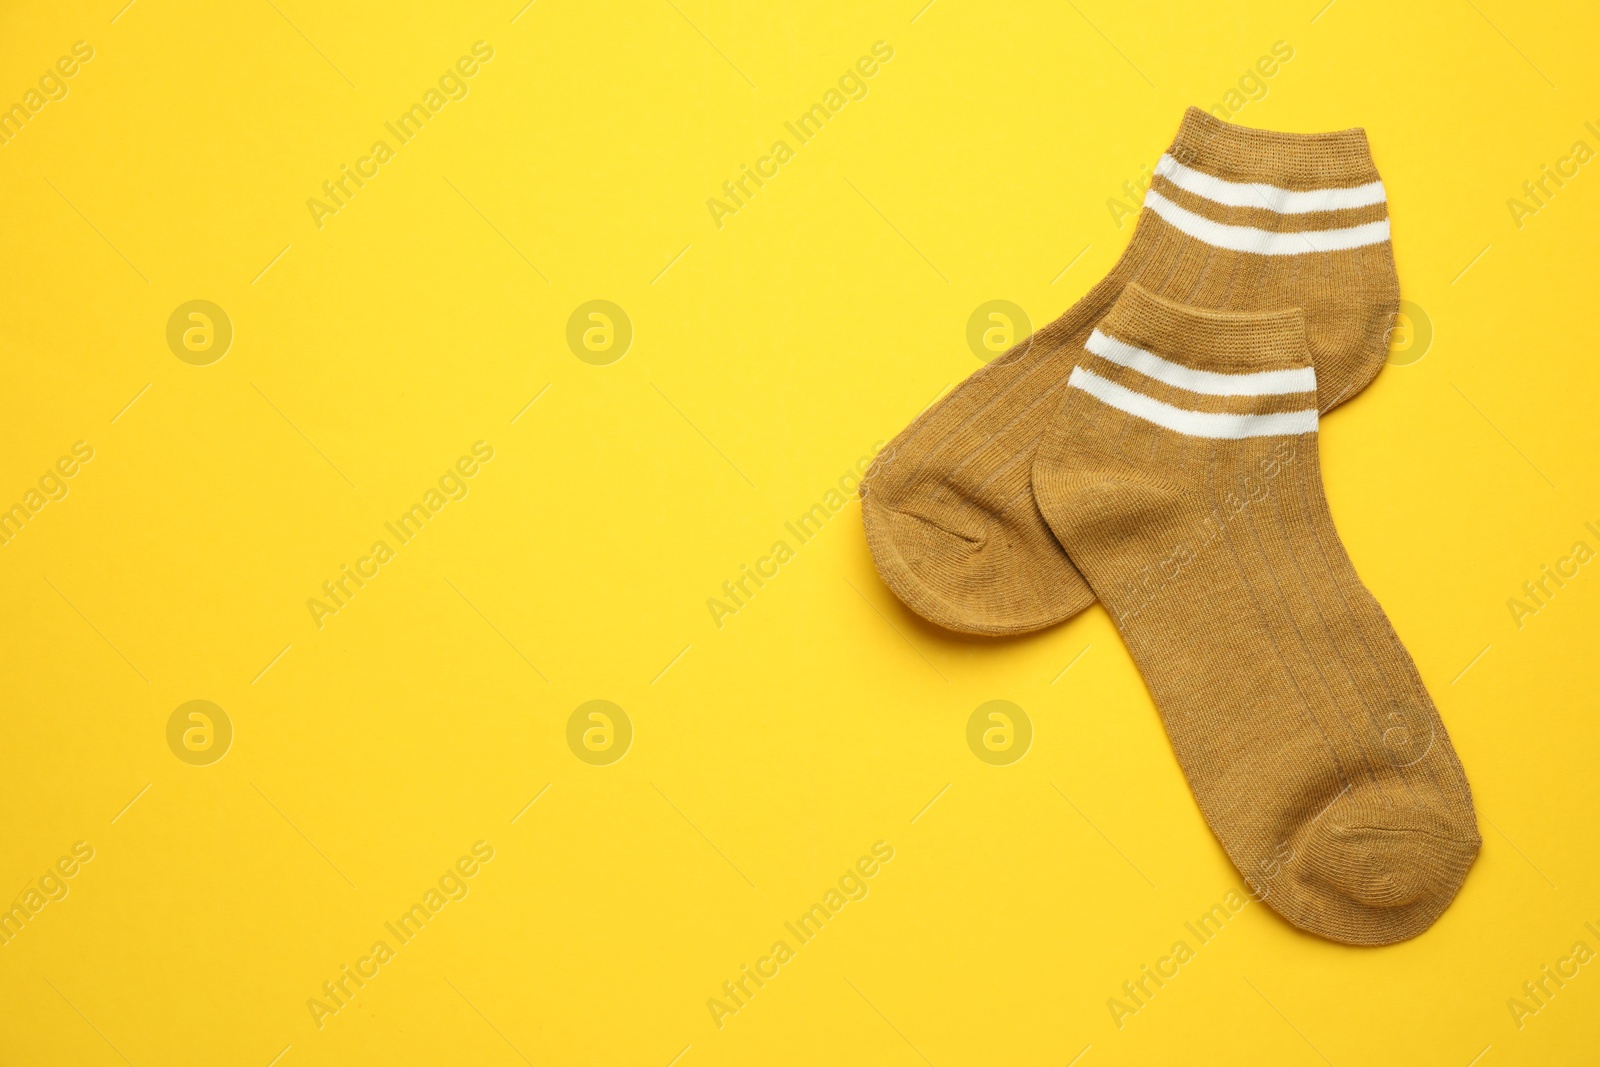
[1032,285,1478,944]
[861,107,1398,635]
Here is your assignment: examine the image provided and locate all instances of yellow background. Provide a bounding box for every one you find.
[2,0,1597,1063]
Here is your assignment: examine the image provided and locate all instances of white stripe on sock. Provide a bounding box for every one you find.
[1086,329,1316,397]
[1143,188,1390,255]
[1155,154,1387,214]
[1068,366,1318,439]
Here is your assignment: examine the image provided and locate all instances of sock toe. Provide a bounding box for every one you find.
[1304,821,1475,907]
[1286,793,1480,942]
[860,490,1093,636]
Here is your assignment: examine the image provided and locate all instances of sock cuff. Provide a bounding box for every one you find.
[1169,106,1381,192]
[1098,283,1312,374]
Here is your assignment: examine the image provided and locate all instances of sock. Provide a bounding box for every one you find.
[1032,284,1478,945]
[860,107,1398,635]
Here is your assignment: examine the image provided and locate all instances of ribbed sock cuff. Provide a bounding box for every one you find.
[1167,106,1380,190]
[1097,282,1311,373]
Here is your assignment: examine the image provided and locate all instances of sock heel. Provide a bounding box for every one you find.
[1033,454,1186,554]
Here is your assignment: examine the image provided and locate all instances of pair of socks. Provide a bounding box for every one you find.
[862,109,1478,945]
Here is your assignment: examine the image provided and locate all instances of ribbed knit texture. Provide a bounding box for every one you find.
[861,107,1399,635]
[1032,285,1478,945]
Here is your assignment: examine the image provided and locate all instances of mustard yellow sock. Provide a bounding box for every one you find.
[1032,284,1478,944]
